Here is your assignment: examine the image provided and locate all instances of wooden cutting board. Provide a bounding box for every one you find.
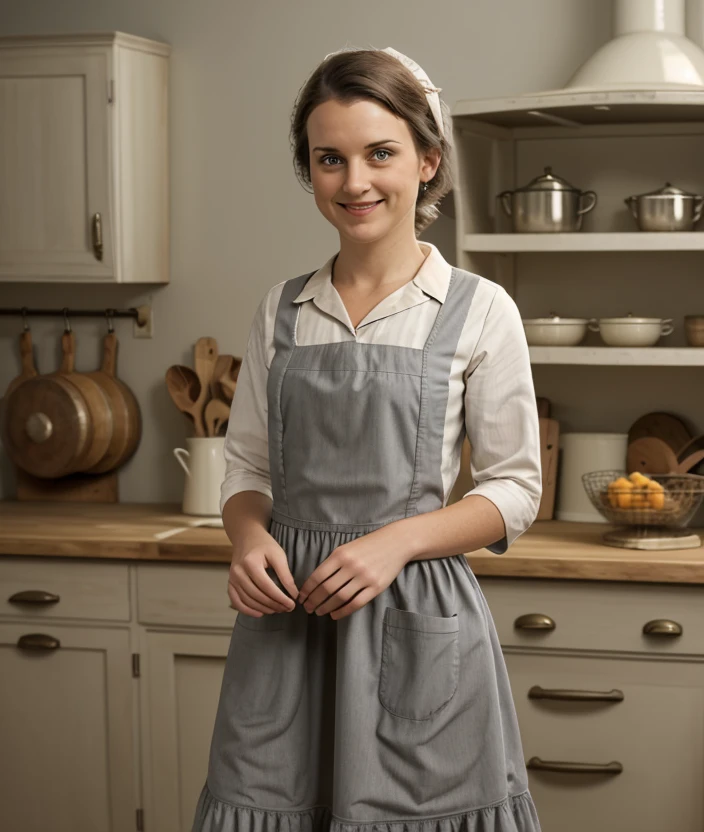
[537,415,560,520]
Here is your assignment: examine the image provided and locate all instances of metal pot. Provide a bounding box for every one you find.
[498,167,597,233]
[624,182,704,232]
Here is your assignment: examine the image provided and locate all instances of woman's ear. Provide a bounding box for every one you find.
[420,146,441,182]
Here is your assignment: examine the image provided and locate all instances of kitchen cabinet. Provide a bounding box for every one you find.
[3,548,704,832]
[141,630,229,832]
[0,32,169,283]
[0,622,136,832]
[478,575,704,832]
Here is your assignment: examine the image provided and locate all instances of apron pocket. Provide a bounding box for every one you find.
[378,606,459,720]
[235,610,287,631]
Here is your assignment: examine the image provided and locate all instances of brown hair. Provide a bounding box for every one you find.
[289,48,455,237]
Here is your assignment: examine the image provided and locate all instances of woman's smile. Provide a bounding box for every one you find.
[338,199,384,216]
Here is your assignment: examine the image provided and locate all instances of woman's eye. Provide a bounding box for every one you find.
[320,149,393,166]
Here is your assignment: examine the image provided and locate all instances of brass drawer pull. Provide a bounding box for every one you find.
[528,685,624,702]
[643,619,682,637]
[92,212,104,261]
[17,633,61,651]
[527,757,623,775]
[515,613,555,631]
[9,590,60,605]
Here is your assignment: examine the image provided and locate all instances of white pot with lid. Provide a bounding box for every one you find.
[587,314,674,346]
[522,311,589,346]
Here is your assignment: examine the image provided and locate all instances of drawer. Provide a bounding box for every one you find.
[137,562,236,628]
[476,576,704,656]
[0,556,130,621]
[503,651,704,832]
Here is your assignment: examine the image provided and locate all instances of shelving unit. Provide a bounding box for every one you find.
[528,346,704,366]
[450,88,704,369]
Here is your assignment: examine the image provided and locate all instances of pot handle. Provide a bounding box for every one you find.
[587,317,600,332]
[660,319,674,337]
[173,448,191,477]
[693,196,704,224]
[577,191,598,216]
[624,196,639,221]
[497,191,513,217]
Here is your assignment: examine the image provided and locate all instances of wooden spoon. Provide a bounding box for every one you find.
[193,337,218,432]
[204,398,230,437]
[218,356,242,404]
[211,354,234,402]
[165,365,205,436]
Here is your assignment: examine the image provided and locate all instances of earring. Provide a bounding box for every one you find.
[421,182,428,193]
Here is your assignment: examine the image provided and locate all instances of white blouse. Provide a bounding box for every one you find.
[220,241,542,554]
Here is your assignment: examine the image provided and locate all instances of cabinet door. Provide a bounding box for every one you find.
[142,630,231,832]
[0,623,135,832]
[0,51,113,280]
[504,650,704,832]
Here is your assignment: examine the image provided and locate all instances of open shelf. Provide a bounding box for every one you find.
[463,232,704,253]
[452,88,704,129]
[529,346,704,366]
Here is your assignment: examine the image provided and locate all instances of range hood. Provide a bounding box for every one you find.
[565,0,704,90]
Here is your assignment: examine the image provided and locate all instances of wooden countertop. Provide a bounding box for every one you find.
[1,501,703,584]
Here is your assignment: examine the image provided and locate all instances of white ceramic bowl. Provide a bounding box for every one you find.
[587,317,674,347]
[522,316,589,346]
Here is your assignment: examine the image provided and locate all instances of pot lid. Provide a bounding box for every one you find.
[628,181,701,200]
[517,167,579,192]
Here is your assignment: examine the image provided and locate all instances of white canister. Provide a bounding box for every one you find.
[556,432,629,523]
[173,437,226,516]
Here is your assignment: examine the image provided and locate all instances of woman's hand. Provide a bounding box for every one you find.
[228,530,298,616]
[297,524,413,620]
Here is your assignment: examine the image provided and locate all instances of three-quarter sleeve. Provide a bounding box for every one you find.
[462,285,542,554]
[219,293,273,514]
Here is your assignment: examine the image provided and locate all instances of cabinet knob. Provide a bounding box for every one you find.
[527,757,623,775]
[92,212,104,261]
[515,613,555,631]
[528,685,624,702]
[9,590,60,605]
[17,633,61,650]
[643,619,683,637]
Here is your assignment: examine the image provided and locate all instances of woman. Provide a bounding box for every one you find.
[192,46,543,832]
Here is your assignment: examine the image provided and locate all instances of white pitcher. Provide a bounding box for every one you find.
[173,437,226,516]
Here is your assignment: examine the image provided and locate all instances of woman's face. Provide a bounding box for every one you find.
[307,97,440,243]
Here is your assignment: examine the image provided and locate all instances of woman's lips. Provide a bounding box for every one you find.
[339,200,384,216]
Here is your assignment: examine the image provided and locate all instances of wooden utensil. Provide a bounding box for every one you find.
[85,331,142,473]
[628,412,692,454]
[536,415,559,520]
[193,337,218,432]
[1,331,113,478]
[627,436,679,474]
[204,398,230,437]
[218,356,242,405]
[676,433,704,475]
[3,330,39,401]
[165,365,205,436]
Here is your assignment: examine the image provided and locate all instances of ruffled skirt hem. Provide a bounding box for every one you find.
[191,783,542,832]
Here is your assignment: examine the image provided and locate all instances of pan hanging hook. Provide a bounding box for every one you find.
[104,308,115,333]
[63,307,71,333]
[20,307,30,332]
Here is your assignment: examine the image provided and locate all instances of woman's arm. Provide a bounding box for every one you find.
[391,284,543,560]
[220,292,274,543]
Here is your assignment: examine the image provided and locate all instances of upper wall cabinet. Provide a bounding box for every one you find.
[0,32,170,284]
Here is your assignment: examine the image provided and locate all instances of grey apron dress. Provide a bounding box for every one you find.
[192,266,542,832]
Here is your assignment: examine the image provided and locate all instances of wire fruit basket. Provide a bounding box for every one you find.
[581,470,704,550]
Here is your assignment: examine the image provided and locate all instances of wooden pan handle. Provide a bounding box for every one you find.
[19,331,38,377]
[59,331,76,374]
[101,331,118,376]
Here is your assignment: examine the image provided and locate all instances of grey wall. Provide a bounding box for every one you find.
[0,0,612,503]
